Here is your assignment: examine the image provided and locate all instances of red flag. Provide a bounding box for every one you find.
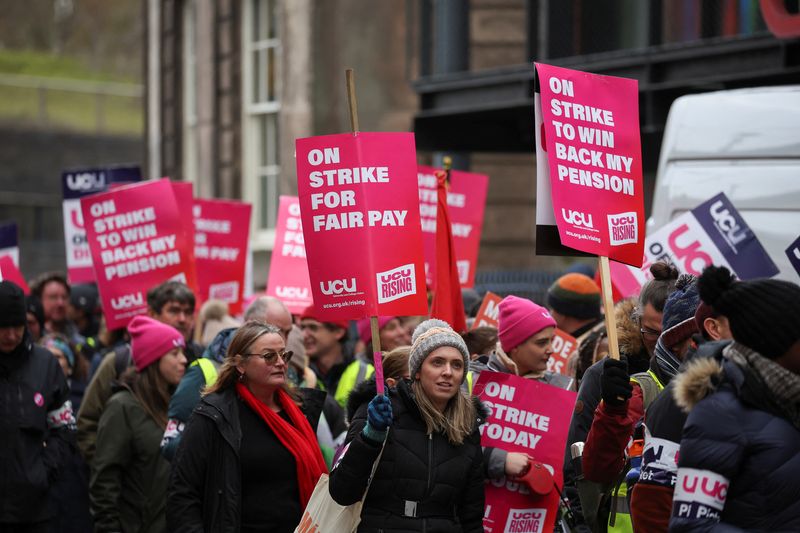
[430,169,467,332]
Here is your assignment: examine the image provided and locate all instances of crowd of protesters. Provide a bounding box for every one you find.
[1,258,798,532]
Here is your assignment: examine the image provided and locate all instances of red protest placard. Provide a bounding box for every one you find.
[296,132,428,321]
[473,371,577,533]
[535,63,645,267]
[171,181,198,292]
[547,328,577,376]
[0,255,30,294]
[193,199,251,315]
[266,196,313,314]
[471,291,502,329]
[418,166,488,288]
[81,179,195,330]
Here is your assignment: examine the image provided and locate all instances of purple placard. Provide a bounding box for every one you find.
[0,221,17,248]
[692,193,779,279]
[786,236,800,277]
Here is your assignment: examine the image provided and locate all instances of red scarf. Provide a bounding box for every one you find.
[236,383,328,507]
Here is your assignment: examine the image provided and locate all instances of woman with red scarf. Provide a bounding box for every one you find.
[168,321,328,533]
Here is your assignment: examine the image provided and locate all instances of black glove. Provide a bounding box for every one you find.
[601,357,632,407]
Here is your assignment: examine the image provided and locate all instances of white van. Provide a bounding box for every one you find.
[647,85,800,283]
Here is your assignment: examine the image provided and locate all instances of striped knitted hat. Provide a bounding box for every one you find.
[409,319,470,382]
[547,273,601,319]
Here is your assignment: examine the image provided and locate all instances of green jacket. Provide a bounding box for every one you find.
[90,389,169,533]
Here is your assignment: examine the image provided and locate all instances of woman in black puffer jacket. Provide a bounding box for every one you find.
[669,266,800,532]
[329,319,486,532]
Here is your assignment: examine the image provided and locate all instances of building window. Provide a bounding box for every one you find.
[243,0,281,248]
[182,0,199,187]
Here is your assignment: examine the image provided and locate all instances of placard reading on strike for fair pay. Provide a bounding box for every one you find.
[295,132,428,321]
[534,63,645,267]
[266,196,313,314]
[81,179,195,329]
[609,192,780,298]
[194,199,251,315]
[62,165,142,284]
[473,371,577,533]
[417,166,488,288]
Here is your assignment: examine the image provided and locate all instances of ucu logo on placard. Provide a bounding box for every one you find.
[377,263,416,304]
[709,200,748,250]
[110,292,144,310]
[562,208,594,229]
[276,286,309,300]
[320,278,357,296]
[681,473,728,504]
[66,171,106,192]
[504,507,546,533]
[607,211,638,246]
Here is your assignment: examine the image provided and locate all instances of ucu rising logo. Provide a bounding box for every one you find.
[276,286,309,300]
[504,507,546,533]
[562,208,594,229]
[607,211,638,246]
[320,278,357,296]
[377,263,416,304]
[110,292,143,310]
[66,171,105,192]
[709,199,748,250]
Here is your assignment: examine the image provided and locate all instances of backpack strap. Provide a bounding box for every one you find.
[113,344,133,377]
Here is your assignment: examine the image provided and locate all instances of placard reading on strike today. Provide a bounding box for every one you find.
[194,199,251,315]
[535,63,645,267]
[610,192,780,298]
[417,166,488,288]
[62,165,141,284]
[295,132,428,321]
[81,179,195,329]
[266,196,313,314]
[474,372,577,533]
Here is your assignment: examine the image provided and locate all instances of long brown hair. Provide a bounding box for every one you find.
[120,363,174,429]
[204,321,300,404]
[411,379,477,446]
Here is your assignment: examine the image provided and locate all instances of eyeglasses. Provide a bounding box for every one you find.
[244,350,293,365]
[640,327,660,340]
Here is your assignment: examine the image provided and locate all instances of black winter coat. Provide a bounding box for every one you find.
[329,379,486,533]
[167,386,325,533]
[0,332,75,524]
[670,345,800,532]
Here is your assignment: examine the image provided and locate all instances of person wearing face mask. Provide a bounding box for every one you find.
[329,319,487,532]
[90,315,188,533]
[168,322,328,533]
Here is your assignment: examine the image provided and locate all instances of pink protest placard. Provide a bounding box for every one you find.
[418,166,488,288]
[171,181,198,292]
[471,291,502,330]
[535,63,645,267]
[295,132,428,321]
[266,196,314,314]
[81,179,195,330]
[473,371,577,533]
[547,328,577,376]
[194,199,252,315]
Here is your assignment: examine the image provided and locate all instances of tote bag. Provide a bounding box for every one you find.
[294,440,385,533]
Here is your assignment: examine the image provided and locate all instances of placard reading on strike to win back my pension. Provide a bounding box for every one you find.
[534,63,645,267]
[81,179,195,329]
[295,132,428,321]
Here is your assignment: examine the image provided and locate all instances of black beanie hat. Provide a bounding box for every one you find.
[698,266,800,359]
[26,295,45,331]
[0,281,27,327]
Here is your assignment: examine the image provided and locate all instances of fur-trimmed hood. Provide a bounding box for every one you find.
[615,297,645,358]
[673,356,724,413]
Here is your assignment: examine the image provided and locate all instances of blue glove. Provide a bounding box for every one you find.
[362,394,392,444]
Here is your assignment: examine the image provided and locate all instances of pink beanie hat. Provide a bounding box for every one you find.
[128,315,185,371]
[357,316,395,345]
[498,295,557,353]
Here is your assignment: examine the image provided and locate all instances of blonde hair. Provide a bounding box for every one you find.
[411,379,476,446]
[204,321,299,404]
